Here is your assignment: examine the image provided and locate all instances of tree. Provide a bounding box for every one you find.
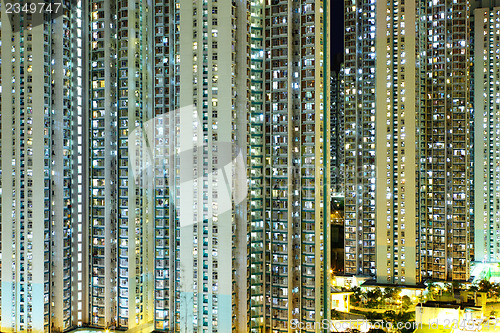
[401,295,412,311]
[364,311,384,323]
[382,310,397,325]
[426,281,439,301]
[366,287,382,300]
[366,288,383,308]
[452,281,462,294]
[491,282,500,298]
[384,287,396,299]
[383,310,415,333]
[479,279,492,293]
[477,279,500,298]
[351,286,362,305]
[468,284,479,293]
[444,283,453,296]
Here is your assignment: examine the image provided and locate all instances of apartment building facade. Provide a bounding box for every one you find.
[150,0,249,331]
[88,0,155,328]
[0,1,87,331]
[346,0,472,284]
[331,67,345,196]
[415,0,471,282]
[474,5,500,264]
[343,0,377,277]
[374,0,418,285]
[258,0,331,331]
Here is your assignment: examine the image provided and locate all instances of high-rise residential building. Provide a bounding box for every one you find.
[346,0,472,284]
[344,0,377,277]
[416,0,471,282]
[257,0,331,330]
[473,5,500,263]
[0,1,86,332]
[244,0,265,331]
[331,67,345,195]
[223,0,333,332]
[374,0,418,285]
[373,0,471,284]
[150,0,249,331]
[88,0,155,328]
